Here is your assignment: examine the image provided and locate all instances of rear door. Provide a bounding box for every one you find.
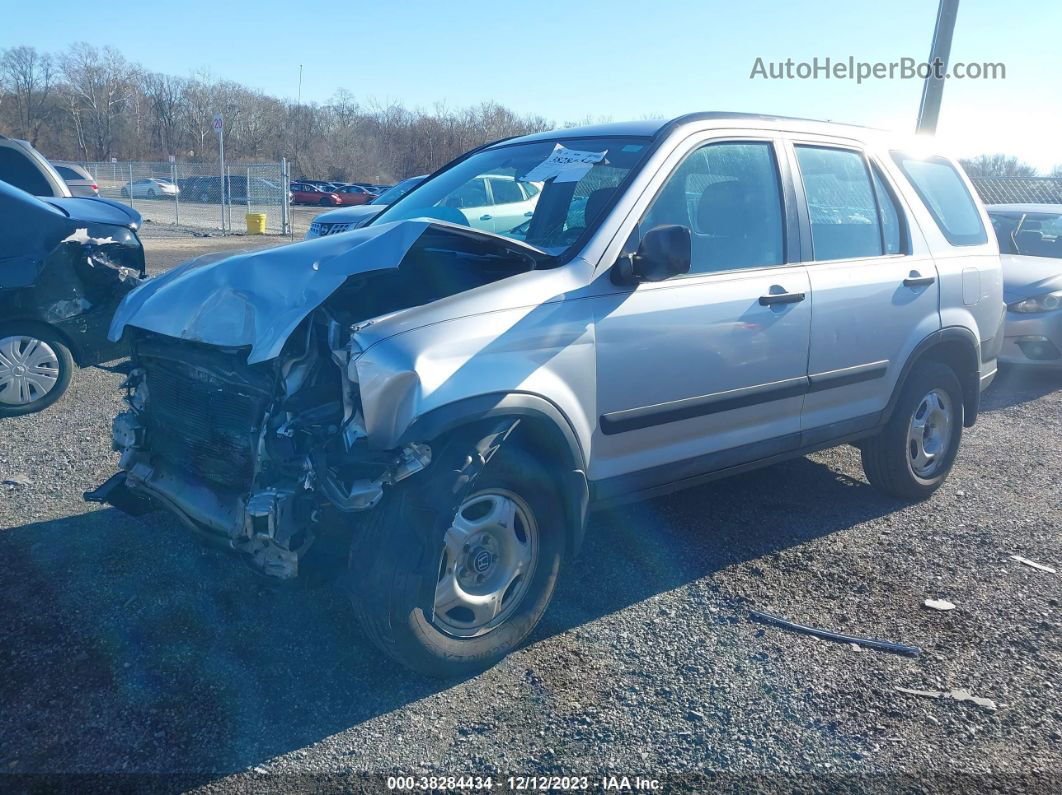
[485,176,537,233]
[787,140,940,438]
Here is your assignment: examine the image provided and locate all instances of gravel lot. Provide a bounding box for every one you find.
[1,232,1059,791]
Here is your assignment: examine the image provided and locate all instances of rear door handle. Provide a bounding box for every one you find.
[479,214,492,221]
[759,291,806,306]
[903,273,936,288]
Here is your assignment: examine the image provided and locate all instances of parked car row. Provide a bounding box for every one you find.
[290,181,379,206]
[306,174,427,237]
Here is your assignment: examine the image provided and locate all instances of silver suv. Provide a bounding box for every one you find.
[89,113,1004,676]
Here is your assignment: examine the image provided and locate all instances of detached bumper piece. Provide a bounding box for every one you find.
[83,471,158,516]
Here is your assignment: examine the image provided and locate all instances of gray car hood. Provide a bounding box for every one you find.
[108,219,542,363]
[1001,254,1062,303]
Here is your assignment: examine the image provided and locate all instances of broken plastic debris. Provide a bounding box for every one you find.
[748,609,922,657]
[923,598,956,611]
[519,143,606,184]
[1010,555,1056,574]
[895,686,997,711]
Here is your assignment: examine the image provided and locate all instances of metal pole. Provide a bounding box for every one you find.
[217,118,226,235]
[916,0,960,135]
[280,157,290,236]
[172,161,180,226]
[128,163,134,209]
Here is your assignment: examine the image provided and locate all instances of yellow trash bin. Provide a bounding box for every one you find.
[245,212,267,235]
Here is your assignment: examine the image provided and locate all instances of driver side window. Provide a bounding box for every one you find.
[640,141,785,275]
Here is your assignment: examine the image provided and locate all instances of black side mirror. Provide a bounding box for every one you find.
[612,224,692,284]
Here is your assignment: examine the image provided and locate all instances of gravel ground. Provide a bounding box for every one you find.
[1,234,1059,791]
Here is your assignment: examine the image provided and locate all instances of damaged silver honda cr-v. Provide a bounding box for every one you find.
[88,114,1003,675]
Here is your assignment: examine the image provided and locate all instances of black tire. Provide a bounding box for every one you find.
[121,187,129,198]
[347,445,566,677]
[148,188,157,198]
[319,197,331,206]
[861,361,963,500]
[0,323,74,418]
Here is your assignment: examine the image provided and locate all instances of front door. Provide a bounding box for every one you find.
[592,139,812,491]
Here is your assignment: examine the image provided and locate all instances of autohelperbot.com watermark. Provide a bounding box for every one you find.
[750,56,1005,83]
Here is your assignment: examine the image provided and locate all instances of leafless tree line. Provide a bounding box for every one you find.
[5,43,1058,183]
[0,43,555,182]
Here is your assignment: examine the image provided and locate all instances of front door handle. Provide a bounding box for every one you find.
[480,214,492,221]
[903,272,936,288]
[759,290,806,306]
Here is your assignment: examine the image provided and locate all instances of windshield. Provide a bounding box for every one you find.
[991,211,1062,259]
[371,176,424,205]
[371,137,650,255]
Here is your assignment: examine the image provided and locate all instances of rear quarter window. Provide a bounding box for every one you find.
[891,153,987,246]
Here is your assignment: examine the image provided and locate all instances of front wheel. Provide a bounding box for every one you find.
[347,446,566,677]
[861,361,963,500]
[0,325,74,417]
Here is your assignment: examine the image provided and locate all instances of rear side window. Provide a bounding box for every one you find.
[54,165,81,180]
[0,147,53,195]
[795,145,882,261]
[891,153,987,246]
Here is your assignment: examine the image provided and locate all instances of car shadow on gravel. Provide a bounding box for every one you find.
[981,366,1062,412]
[0,453,902,782]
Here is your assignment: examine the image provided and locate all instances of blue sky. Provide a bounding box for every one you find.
[5,0,1060,169]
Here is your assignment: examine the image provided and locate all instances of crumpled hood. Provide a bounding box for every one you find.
[1002,254,1062,303]
[108,219,534,363]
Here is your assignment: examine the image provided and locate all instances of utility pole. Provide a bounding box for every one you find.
[916,0,960,135]
[293,64,303,180]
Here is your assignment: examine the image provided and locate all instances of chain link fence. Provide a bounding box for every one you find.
[971,177,1062,206]
[77,160,291,234]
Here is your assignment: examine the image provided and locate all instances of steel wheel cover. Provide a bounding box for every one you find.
[907,387,954,478]
[432,489,539,638]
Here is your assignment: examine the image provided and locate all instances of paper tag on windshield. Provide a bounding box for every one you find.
[519,144,606,184]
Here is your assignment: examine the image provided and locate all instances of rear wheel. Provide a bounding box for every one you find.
[319,197,331,206]
[0,325,74,417]
[861,362,963,500]
[347,446,565,677]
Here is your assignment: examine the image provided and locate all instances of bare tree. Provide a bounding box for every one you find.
[0,46,57,146]
[59,43,140,159]
[0,41,554,179]
[960,154,1039,178]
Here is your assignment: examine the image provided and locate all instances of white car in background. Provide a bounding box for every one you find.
[51,162,99,197]
[442,173,540,233]
[121,178,179,199]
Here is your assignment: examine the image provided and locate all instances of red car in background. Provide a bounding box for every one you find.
[291,183,341,206]
[334,185,378,206]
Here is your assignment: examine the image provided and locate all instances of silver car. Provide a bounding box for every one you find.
[987,204,1062,367]
[51,161,99,197]
[90,113,1004,676]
